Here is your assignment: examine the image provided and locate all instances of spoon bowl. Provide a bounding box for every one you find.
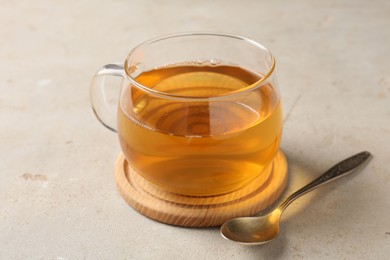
[221,209,282,245]
[221,151,372,245]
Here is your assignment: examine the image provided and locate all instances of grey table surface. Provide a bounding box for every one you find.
[1,0,389,259]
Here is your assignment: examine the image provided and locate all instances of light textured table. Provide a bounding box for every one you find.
[1,0,389,259]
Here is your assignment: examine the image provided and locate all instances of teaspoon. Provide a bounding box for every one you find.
[220,151,372,245]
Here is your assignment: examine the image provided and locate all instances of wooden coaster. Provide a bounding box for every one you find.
[115,150,288,227]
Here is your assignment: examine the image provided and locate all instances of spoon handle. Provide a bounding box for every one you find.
[279,151,372,211]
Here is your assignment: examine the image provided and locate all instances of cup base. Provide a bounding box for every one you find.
[114,150,288,227]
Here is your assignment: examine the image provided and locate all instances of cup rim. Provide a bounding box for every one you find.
[124,32,275,101]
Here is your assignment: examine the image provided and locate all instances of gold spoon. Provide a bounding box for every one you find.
[220,151,372,245]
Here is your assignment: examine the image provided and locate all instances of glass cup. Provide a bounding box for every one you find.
[90,32,283,196]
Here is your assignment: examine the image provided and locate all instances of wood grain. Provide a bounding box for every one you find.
[115,150,288,227]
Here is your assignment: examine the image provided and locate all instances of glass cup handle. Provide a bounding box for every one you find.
[89,63,124,132]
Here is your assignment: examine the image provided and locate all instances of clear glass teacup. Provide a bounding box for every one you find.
[90,32,283,196]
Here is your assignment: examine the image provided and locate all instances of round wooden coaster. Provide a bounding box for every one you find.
[115,150,288,227]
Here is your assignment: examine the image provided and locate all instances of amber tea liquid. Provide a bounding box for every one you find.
[118,63,282,196]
